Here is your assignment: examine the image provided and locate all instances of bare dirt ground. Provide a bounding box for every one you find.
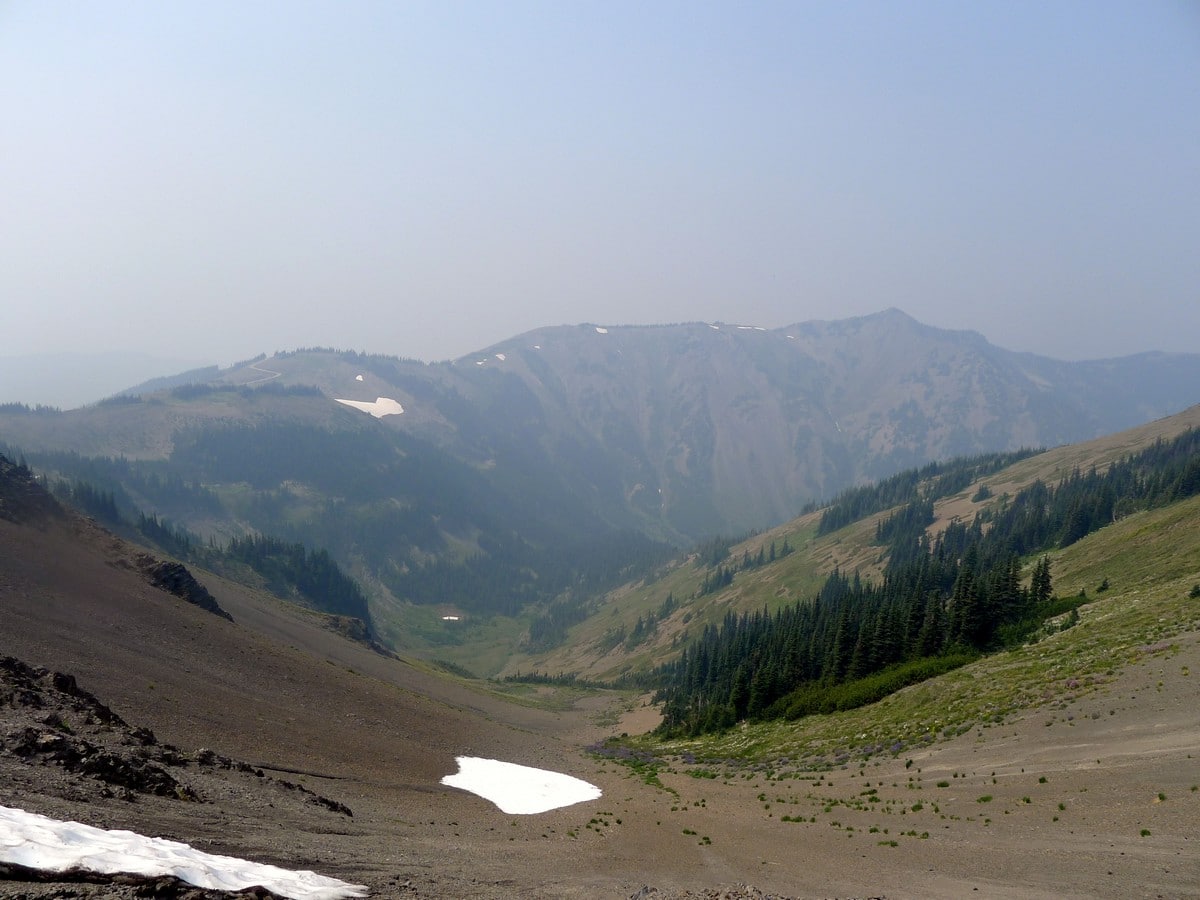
[2,511,1198,899]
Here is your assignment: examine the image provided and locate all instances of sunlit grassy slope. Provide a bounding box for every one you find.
[641,491,1200,763]
[501,404,1200,682]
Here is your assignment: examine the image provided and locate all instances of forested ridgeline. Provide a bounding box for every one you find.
[655,429,1200,737]
[815,449,1039,536]
[0,446,225,524]
[171,421,675,617]
[22,467,375,628]
[136,508,373,626]
[5,420,675,627]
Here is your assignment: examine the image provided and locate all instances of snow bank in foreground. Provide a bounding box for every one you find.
[335,397,404,417]
[0,805,367,900]
[441,757,601,814]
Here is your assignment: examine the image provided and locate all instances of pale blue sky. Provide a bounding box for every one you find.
[2,1,1197,367]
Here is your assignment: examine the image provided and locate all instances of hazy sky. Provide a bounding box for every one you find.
[2,1,1198,368]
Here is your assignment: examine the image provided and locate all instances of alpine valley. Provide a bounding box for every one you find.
[1,309,1199,899]
[2,309,1198,666]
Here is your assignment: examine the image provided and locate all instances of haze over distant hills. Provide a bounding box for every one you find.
[16,308,1195,529]
[2,308,1197,656]
[0,351,211,410]
[2,377,1198,899]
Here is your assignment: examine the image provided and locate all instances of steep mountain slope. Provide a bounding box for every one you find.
[0,457,624,897]
[0,461,536,772]
[3,408,1198,899]
[509,403,1200,682]
[4,310,1197,545]
[1,310,1196,669]
[463,309,1200,534]
[0,385,670,653]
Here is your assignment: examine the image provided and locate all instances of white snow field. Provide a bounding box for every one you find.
[440,757,601,815]
[594,327,608,334]
[334,397,404,417]
[0,805,367,900]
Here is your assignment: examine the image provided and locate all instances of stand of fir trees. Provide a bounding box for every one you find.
[655,428,1200,737]
[41,473,376,631]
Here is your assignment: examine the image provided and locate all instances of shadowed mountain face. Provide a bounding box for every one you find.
[0,464,556,791]
[446,310,1198,535]
[0,309,1196,621]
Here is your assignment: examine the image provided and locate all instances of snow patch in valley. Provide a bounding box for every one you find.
[441,757,601,814]
[595,326,608,334]
[0,805,366,900]
[494,353,506,361]
[355,374,364,381]
[335,397,404,417]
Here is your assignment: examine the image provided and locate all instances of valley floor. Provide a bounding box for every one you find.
[2,627,1198,900]
[2,509,1198,899]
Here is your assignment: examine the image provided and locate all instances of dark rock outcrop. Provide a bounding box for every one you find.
[136,556,233,622]
[0,655,353,816]
[0,454,62,524]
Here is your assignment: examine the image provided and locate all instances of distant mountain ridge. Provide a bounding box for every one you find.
[409,308,1200,535]
[3,309,1198,543]
[3,346,1198,900]
[1,309,1198,659]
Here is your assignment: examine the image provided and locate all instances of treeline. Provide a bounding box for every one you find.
[0,402,61,415]
[980,429,1200,552]
[223,533,371,621]
[40,471,374,630]
[655,547,1052,736]
[167,420,674,621]
[139,510,371,627]
[169,382,323,401]
[654,429,1200,737]
[525,532,787,652]
[816,449,1038,536]
[8,447,225,525]
[695,536,794,597]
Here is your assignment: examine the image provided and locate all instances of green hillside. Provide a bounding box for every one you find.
[638,490,1200,764]
[505,405,1200,685]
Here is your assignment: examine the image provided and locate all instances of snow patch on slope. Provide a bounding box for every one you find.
[335,397,404,417]
[441,757,601,814]
[0,805,367,900]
